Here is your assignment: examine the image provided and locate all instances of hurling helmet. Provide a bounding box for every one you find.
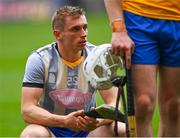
[83,44,125,90]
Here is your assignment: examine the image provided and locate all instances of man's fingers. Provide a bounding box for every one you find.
[71,110,84,117]
[112,45,119,55]
[131,43,135,54]
[125,41,134,69]
[84,116,98,123]
[78,116,88,126]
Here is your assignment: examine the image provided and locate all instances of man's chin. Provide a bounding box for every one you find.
[78,43,86,48]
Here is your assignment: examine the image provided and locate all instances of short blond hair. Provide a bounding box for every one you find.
[52,6,85,30]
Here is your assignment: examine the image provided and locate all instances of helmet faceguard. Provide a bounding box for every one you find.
[83,44,125,90]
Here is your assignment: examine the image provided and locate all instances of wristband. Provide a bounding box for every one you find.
[111,19,127,32]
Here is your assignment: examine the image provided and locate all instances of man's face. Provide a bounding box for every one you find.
[61,15,88,51]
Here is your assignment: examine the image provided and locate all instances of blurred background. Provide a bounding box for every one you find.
[0,0,159,137]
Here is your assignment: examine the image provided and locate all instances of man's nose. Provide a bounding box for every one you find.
[81,29,87,37]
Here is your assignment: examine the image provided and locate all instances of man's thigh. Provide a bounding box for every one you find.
[20,124,55,137]
[88,121,125,137]
[159,67,180,104]
[132,65,158,98]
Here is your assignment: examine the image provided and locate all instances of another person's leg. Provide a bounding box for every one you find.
[132,65,157,136]
[88,121,125,137]
[124,11,161,136]
[20,124,54,138]
[158,67,180,136]
[158,20,180,137]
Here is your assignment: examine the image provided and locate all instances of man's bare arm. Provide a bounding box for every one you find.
[104,0,124,22]
[104,0,134,68]
[21,87,84,131]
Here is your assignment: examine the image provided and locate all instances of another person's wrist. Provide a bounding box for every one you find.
[111,19,127,32]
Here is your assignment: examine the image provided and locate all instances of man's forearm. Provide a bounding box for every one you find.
[104,0,127,33]
[104,0,124,22]
[22,105,65,127]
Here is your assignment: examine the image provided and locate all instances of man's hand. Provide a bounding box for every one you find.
[111,32,134,69]
[64,110,99,132]
[64,110,86,131]
[83,116,99,131]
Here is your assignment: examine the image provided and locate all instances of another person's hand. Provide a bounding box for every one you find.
[83,116,99,131]
[111,32,134,69]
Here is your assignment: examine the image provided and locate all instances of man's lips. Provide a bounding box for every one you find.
[79,40,87,45]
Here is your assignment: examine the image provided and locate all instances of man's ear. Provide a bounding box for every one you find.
[53,30,62,40]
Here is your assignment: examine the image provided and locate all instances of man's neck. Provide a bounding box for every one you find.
[56,43,82,62]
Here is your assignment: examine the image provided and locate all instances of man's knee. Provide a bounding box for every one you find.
[88,122,125,137]
[166,98,180,121]
[112,121,126,137]
[20,124,52,138]
[136,95,154,119]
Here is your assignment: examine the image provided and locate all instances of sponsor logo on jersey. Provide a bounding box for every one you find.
[49,89,92,109]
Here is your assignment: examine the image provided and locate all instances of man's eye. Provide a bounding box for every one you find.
[83,25,88,31]
[71,27,80,32]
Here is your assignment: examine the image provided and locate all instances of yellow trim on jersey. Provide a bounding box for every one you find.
[123,0,180,21]
[62,56,84,69]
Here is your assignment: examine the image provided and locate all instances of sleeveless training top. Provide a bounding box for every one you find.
[23,42,96,115]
